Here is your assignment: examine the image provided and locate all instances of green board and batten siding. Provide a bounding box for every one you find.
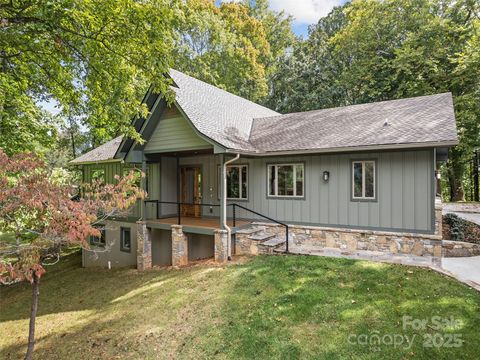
[144,107,212,154]
[175,150,434,233]
[81,162,160,220]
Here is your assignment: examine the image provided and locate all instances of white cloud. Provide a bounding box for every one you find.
[221,0,343,25]
[269,0,343,24]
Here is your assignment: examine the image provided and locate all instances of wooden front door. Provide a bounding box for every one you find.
[180,166,202,217]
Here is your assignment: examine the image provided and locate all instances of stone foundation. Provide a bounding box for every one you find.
[214,229,229,263]
[443,240,480,257]
[136,221,152,271]
[250,223,444,258]
[171,225,188,266]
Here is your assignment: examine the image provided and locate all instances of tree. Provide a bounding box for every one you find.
[0,149,145,359]
[1,0,181,152]
[268,0,480,201]
[174,0,293,102]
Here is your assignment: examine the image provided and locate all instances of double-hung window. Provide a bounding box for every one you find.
[352,160,376,200]
[219,165,248,200]
[120,227,131,252]
[268,164,304,197]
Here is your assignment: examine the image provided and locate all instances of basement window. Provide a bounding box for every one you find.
[120,227,131,252]
[268,163,304,198]
[90,226,106,247]
[352,160,376,200]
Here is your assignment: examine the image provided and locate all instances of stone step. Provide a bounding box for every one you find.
[249,232,276,241]
[261,237,286,248]
[236,226,264,235]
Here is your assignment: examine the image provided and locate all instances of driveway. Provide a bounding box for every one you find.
[441,256,480,288]
[442,202,480,225]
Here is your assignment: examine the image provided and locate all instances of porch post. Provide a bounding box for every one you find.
[219,153,226,230]
[141,154,147,220]
[136,221,152,270]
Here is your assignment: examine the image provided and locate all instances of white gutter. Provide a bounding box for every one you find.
[223,153,240,260]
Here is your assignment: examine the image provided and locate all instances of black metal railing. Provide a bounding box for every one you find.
[144,200,289,253]
[231,203,289,253]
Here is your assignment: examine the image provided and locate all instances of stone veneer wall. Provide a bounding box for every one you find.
[254,223,444,257]
[443,240,480,257]
[136,221,152,271]
[171,225,188,266]
[214,229,229,262]
[234,196,480,258]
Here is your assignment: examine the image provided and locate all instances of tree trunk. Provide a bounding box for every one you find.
[447,148,466,202]
[25,272,40,360]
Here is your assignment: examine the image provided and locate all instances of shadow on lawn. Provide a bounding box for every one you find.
[190,255,480,360]
[1,251,228,359]
[1,253,479,360]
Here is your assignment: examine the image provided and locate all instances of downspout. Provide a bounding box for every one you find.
[223,153,240,260]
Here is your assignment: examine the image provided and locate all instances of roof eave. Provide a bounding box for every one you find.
[224,140,459,157]
[69,158,123,166]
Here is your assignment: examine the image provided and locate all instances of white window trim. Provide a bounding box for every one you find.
[218,164,248,200]
[267,163,304,198]
[352,160,376,200]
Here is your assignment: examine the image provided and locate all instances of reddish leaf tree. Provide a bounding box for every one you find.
[0,149,145,359]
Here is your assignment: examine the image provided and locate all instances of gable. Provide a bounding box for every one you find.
[144,106,211,154]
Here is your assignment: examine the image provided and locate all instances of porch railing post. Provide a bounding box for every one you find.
[285,226,289,253]
[233,204,236,227]
[177,202,181,225]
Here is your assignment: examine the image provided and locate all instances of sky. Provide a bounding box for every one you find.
[220,0,346,38]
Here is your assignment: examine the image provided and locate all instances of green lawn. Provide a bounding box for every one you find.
[1,251,479,359]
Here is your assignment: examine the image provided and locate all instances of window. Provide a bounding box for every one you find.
[91,169,105,183]
[218,165,248,200]
[352,160,376,200]
[120,227,131,252]
[90,226,106,247]
[268,164,304,197]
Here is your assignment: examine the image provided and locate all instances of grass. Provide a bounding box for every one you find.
[1,251,479,359]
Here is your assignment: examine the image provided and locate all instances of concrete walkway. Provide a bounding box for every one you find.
[277,246,440,267]
[441,256,480,289]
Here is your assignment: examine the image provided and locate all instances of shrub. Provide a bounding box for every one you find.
[443,213,480,244]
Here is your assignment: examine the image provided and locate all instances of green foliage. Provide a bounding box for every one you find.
[1,0,294,159]
[268,0,480,200]
[1,0,181,151]
[444,213,480,244]
[174,0,293,102]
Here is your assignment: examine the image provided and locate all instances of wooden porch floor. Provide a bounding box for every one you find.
[148,216,251,230]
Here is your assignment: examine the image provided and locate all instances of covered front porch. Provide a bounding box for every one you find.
[135,148,255,270]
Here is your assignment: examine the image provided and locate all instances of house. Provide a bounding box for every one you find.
[71,69,458,269]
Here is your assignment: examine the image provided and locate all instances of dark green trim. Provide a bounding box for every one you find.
[266,162,306,200]
[120,227,132,253]
[349,159,378,202]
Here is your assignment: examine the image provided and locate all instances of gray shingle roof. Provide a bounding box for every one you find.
[70,136,123,164]
[249,93,458,153]
[71,70,458,164]
[170,69,280,150]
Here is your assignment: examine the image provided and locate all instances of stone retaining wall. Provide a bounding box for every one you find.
[442,240,480,257]
[255,223,443,257]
